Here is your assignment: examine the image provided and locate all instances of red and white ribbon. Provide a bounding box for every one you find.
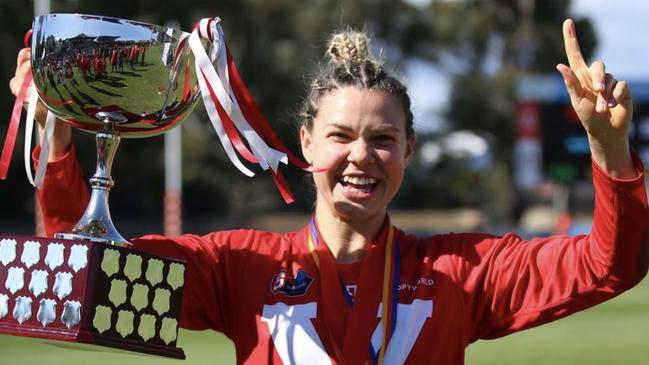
[22,82,51,188]
[189,19,288,172]
[2,28,52,188]
[188,18,312,202]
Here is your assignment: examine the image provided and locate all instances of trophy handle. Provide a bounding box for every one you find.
[55,113,129,247]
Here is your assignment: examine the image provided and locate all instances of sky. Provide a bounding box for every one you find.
[572,0,649,79]
[406,0,649,132]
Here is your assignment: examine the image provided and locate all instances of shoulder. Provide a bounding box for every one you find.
[396,228,501,250]
[396,228,506,263]
[133,226,309,255]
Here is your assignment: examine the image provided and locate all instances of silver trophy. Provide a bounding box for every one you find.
[30,13,211,246]
[0,13,224,358]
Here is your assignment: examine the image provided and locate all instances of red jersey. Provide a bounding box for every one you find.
[35,146,649,364]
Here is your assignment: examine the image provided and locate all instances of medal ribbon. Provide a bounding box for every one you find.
[378,225,399,365]
[308,219,399,364]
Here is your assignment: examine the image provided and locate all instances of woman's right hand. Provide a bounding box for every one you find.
[9,47,72,161]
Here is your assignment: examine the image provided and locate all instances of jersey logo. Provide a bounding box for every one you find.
[262,300,433,365]
[270,269,314,297]
[345,284,357,298]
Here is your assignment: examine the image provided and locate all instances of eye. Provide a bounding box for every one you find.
[327,131,352,142]
[373,134,397,145]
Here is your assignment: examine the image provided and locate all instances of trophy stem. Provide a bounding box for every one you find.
[55,122,129,247]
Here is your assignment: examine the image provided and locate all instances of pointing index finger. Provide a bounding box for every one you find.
[563,19,588,71]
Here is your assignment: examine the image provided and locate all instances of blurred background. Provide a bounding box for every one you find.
[0,0,648,364]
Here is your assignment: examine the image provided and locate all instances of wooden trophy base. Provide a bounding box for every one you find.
[0,234,186,359]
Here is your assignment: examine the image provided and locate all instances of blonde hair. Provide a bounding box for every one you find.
[328,31,370,65]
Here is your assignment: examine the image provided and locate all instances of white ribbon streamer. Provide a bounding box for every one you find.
[34,111,56,188]
[210,23,233,99]
[22,83,55,189]
[23,83,39,187]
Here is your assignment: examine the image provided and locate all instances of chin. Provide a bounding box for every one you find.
[332,200,384,223]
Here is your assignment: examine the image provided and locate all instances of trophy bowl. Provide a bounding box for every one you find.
[31,13,200,136]
[29,13,215,246]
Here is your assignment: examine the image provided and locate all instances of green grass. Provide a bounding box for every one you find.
[466,276,649,364]
[3,277,648,364]
[0,328,235,365]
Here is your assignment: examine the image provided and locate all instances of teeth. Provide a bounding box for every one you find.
[346,186,371,193]
[342,176,377,185]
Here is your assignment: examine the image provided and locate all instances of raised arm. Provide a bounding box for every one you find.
[461,19,649,341]
[555,19,635,178]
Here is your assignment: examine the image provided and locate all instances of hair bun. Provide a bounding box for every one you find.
[327,31,370,64]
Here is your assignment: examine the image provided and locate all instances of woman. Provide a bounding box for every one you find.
[9,19,649,365]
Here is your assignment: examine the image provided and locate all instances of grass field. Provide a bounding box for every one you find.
[2,276,648,364]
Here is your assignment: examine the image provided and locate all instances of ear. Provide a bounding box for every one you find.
[404,134,416,166]
[300,126,314,165]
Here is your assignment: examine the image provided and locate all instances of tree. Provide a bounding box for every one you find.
[399,0,596,221]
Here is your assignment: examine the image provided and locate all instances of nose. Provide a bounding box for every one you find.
[347,138,375,165]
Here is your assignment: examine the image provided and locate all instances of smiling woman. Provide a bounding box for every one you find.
[8,20,649,365]
[297,31,416,262]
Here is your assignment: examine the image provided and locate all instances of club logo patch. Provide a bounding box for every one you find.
[270,269,313,297]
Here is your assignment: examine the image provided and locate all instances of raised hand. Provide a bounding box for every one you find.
[9,48,31,96]
[8,48,71,160]
[9,48,46,122]
[556,19,635,178]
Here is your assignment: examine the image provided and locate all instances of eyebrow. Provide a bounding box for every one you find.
[326,123,401,133]
[326,123,355,132]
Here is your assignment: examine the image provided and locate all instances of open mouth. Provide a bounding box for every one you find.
[340,176,378,194]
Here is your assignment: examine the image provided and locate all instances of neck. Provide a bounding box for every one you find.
[314,206,387,264]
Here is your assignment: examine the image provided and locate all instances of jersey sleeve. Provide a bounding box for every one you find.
[458,153,649,342]
[34,144,89,237]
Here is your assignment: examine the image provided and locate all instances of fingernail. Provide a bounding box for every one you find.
[596,82,605,91]
[597,100,606,112]
[568,23,575,37]
[608,98,617,108]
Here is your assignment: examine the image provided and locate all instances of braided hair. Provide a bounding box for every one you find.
[298,30,415,137]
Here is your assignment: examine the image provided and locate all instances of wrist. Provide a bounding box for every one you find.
[587,134,636,179]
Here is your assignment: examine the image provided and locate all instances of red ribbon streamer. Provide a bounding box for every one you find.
[24,29,32,48]
[225,47,322,172]
[0,72,33,180]
[270,168,295,204]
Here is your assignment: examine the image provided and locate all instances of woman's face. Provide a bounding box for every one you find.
[300,86,416,223]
